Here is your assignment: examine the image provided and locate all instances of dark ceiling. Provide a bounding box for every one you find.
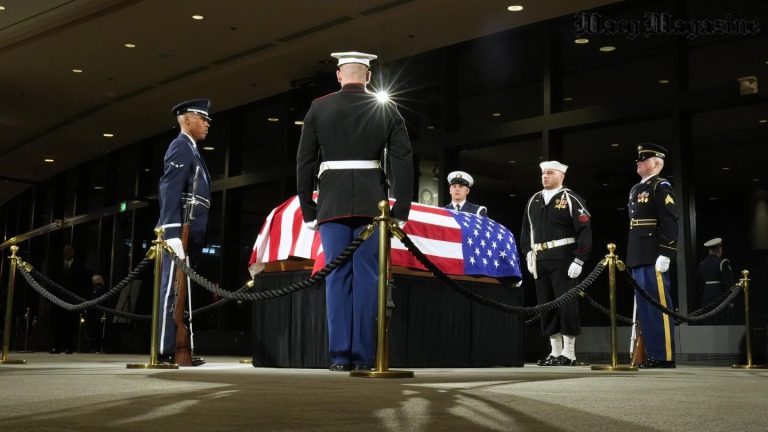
[0,0,620,205]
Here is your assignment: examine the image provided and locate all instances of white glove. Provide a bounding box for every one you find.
[567,261,583,279]
[526,251,536,275]
[655,255,670,273]
[304,220,318,231]
[166,237,185,259]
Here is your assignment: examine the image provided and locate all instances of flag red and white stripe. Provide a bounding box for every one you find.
[248,195,521,278]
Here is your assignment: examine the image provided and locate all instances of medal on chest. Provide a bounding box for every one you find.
[637,191,650,203]
[554,195,568,209]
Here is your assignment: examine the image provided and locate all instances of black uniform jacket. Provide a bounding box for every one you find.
[296,84,414,222]
[698,254,734,290]
[444,201,487,216]
[626,175,678,268]
[157,133,211,241]
[520,188,592,263]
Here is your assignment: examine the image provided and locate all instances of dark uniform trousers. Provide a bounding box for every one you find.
[535,260,579,336]
[156,133,211,356]
[319,221,380,366]
[626,175,678,362]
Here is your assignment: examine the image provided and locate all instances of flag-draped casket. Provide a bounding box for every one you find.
[249,195,522,280]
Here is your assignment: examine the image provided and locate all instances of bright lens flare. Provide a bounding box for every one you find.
[375,91,390,103]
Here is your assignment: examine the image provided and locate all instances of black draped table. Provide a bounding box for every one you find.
[251,262,524,368]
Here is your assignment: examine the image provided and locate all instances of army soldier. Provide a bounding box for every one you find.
[296,51,414,372]
[520,161,592,366]
[444,171,487,216]
[698,237,734,324]
[626,143,678,368]
[156,99,212,366]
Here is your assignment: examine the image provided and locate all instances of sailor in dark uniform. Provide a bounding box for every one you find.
[520,161,592,366]
[156,98,212,365]
[626,143,678,368]
[296,51,413,372]
[444,171,487,216]
[697,237,734,324]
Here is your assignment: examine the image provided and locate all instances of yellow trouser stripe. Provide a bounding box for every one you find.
[655,271,673,361]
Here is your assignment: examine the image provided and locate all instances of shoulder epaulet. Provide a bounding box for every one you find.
[652,177,672,191]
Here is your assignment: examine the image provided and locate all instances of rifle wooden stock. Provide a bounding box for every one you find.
[173,223,193,366]
[631,325,646,367]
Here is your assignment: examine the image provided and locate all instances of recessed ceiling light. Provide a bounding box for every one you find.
[753,178,760,182]
[708,196,718,200]
[508,160,516,164]
[202,146,215,151]
[563,96,573,101]
[599,46,616,52]
[144,168,151,172]
[192,14,204,20]
[602,183,609,186]
[426,125,435,130]
[94,186,104,190]
[574,38,589,44]
[508,193,517,197]
[538,156,544,159]
[759,119,767,123]
[0,6,5,11]
[658,79,670,84]
[616,207,625,211]
[294,120,304,125]
[72,68,83,73]
[124,43,136,48]
[267,117,279,122]
[491,112,502,117]
[103,133,114,138]
[722,167,730,170]
[610,143,620,147]
[507,5,524,12]
[44,158,54,163]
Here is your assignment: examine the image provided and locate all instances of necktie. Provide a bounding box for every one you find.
[456,204,461,212]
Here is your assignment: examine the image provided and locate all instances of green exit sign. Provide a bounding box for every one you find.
[119,202,128,212]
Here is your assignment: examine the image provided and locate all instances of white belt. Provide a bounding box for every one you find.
[532,237,576,252]
[318,160,380,177]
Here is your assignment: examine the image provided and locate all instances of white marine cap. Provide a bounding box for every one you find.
[703,237,722,248]
[331,51,378,68]
[539,160,568,173]
[447,171,474,187]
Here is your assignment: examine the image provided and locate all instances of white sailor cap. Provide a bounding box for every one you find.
[447,171,474,187]
[539,160,568,173]
[703,237,722,248]
[331,51,377,68]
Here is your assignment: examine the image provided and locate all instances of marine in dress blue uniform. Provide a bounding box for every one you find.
[697,238,734,324]
[296,52,414,371]
[626,143,678,368]
[156,99,212,362]
[520,161,592,366]
[444,171,487,216]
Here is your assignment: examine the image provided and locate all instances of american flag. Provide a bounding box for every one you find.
[248,195,522,279]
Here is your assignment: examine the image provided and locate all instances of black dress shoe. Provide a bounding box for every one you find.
[537,355,556,366]
[354,364,372,371]
[191,357,206,367]
[157,354,175,364]
[549,355,576,366]
[639,358,676,369]
[329,363,351,372]
[49,348,59,354]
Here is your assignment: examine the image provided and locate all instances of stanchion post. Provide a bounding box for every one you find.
[732,270,766,369]
[127,228,178,369]
[592,244,636,372]
[1,245,26,364]
[350,201,413,378]
[239,279,256,365]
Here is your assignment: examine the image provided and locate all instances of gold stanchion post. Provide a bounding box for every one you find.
[1,245,26,365]
[240,279,256,364]
[592,244,637,372]
[127,228,178,369]
[732,270,766,369]
[350,201,413,378]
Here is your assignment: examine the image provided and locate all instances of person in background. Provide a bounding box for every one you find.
[444,171,487,216]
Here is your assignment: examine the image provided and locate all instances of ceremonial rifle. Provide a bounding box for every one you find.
[173,166,199,366]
